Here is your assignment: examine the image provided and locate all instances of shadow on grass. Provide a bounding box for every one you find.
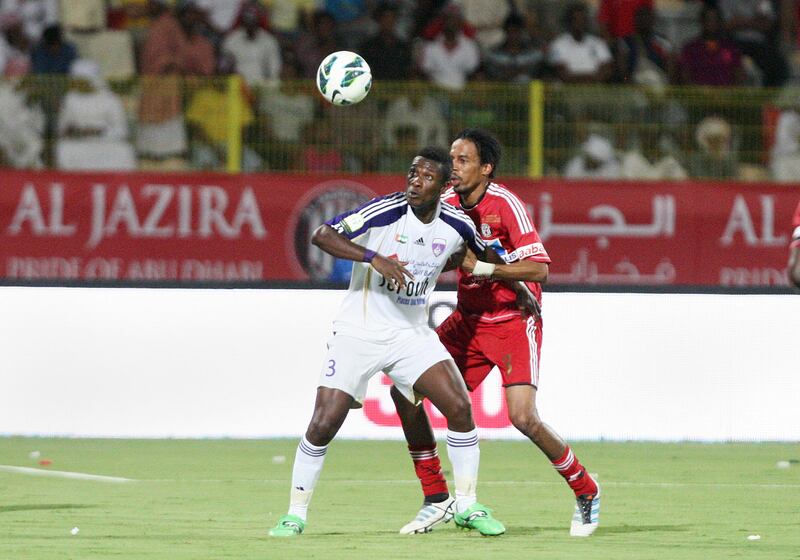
[0,504,94,514]
[504,524,692,537]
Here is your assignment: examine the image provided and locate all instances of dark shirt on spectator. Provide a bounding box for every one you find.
[360,35,411,80]
[679,37,742,86]
[31,39,77,74]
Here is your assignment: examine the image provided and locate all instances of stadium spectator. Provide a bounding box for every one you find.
[192,0,242,35]
[718,0,788,87]
[185,78,261,171]
[459,0,510,49]
[0,81,44,168]
[295,9,341,79]
[620,132,687,179]
[564,134,621,179]
[266,0,317,44]
[678,6,744,87]
[483,12,545,83]
[258,54,314,145]
[223,3,282,86]
[297,117,344,172]
[55,59,136,170]
[382,90,447,150]
[0,0,57,43]
[548,2,613,84]
[597,0,653,41]
[617,5,673,87]
[324,0,376,49]
[418,0,475,41]
[419,4,480,90]
[769,105,800,182]
[789,201,800,289]
[688,116,737,179]
[30,24,77,74]
[136,0,214,164]
[2,18,32,76]
[359,2,412,81]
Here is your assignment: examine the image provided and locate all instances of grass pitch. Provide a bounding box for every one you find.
[1,438,798,559]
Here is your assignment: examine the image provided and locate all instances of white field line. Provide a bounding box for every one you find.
[141,478,800,489]
[0,465,134,483]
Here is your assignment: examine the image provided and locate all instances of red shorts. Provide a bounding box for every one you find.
[436,308,542,390]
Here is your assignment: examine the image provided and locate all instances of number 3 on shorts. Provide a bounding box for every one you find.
[325,359,336,377]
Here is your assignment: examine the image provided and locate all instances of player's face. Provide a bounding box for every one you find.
[406,157,445,210]
[449,138,491,195]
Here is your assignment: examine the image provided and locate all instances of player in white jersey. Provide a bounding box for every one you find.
[269,147,506,537]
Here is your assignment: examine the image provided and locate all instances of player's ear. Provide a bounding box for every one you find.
[481,162,493,178]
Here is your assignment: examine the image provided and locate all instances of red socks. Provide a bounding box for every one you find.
[409,444,449,503]
[551,446,597,497]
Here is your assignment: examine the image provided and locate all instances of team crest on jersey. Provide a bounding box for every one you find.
[481,223,492,237]
[432,238,446,257]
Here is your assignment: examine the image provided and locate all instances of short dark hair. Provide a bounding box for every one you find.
[417,146,452,186]
[454,128,501,178]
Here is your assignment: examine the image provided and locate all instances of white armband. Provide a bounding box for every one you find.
[472,260,496,277]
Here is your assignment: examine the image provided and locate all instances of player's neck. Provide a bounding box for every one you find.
[411,200,439,224]
[459,180,490,210]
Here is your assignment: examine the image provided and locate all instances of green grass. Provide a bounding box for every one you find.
[1,438,798,559]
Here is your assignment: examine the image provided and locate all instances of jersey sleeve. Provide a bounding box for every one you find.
[791,201,800,248]
[440,205,485,255]
[325,193,405,240]
[497,190,551,264]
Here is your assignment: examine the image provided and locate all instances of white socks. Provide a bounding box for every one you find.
[446,428,480,513]
[287,436,327,521]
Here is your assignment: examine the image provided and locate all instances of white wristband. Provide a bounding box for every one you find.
[471,260,496,277]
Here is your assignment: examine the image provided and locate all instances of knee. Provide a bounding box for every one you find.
[306,414,340,446]
[445,394,473,425]
[509,408,544,440]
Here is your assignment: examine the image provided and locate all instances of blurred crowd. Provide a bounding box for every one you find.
[0,0,799,181]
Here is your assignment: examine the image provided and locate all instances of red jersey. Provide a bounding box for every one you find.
[792,201,800,248]
[598,0,654,39]
[444,182,551,322]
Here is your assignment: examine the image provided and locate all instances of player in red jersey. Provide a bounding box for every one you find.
[391,128,600,537]
[789,201,800,289]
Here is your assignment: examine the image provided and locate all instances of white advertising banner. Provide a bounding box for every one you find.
[1,287,798,441]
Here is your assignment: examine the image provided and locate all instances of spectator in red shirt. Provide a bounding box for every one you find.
[597,0,653,41]
[678,6,744,86]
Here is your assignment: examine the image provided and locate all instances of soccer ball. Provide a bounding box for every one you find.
[316,51,372,106]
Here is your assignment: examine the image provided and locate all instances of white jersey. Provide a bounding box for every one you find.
[327,192,484,333]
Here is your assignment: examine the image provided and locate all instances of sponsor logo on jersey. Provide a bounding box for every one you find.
[414,237,425,246]
[432,238,446,257]
[481,223,492,237]
[505,243,546,262]
[484,214,501,224]
[395,234,408,243]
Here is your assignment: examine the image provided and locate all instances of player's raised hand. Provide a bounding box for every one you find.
[371,254,414,289]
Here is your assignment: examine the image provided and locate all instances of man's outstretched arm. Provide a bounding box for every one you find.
[311,224,414,288]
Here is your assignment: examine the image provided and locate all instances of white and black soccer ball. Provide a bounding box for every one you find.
[316,51,372,106]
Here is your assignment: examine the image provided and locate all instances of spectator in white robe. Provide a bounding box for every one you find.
[55,59,136,170]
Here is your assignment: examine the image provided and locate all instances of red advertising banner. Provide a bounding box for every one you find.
[0,170,797,286]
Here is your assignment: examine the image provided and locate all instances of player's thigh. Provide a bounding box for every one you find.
[437,312,493,391]
[318,333,383,407]
[386,327,461,405]
[481,316,542,388]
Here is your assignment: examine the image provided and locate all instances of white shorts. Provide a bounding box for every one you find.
[318,325,453,407]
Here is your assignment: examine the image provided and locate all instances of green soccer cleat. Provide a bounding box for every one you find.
[453,503,506,536]
[269,514,305,537]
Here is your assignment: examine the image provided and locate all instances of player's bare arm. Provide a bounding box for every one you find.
[789,245,800,290]
[311,224,414,288]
